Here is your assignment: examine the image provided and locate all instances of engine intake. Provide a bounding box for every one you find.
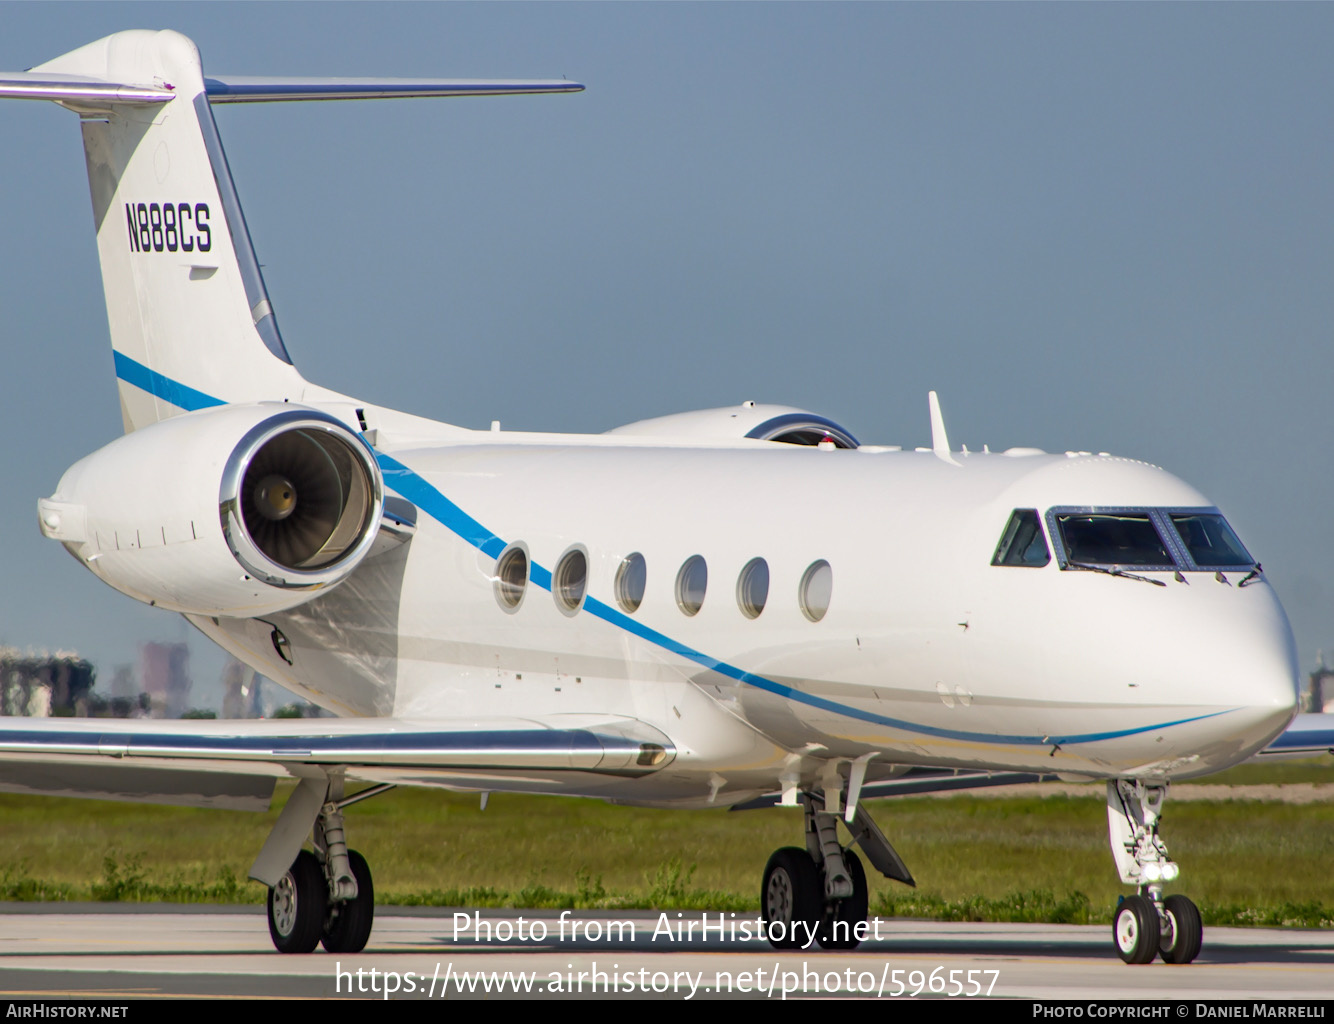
[224,413,380,583]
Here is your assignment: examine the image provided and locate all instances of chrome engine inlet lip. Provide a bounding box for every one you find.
[219,408,384,590]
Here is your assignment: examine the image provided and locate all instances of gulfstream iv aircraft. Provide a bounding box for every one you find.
[1,30,1328,965]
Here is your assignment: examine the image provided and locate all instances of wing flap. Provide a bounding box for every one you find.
[0,760,274,811]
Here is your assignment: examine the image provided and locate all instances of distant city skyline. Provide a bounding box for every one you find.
[3,4,1334,693]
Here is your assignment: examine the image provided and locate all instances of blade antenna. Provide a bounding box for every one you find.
[928,390,960,466]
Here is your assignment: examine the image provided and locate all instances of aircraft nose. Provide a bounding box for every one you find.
[1229,620,1298,724]
[1063,577,1300,766]
[1187,585,1299,753]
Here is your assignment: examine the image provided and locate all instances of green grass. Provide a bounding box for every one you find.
[1186,753,1334,786]
[0,766,1331,925]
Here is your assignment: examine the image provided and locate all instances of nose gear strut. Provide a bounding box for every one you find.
[1107,779,1202,964]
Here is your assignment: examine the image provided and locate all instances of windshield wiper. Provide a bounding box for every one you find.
[1065,561,1167,587]
[1238,563,1264,588]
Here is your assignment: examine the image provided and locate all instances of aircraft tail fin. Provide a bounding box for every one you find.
[13,31,303,430]
[4,30,583,432]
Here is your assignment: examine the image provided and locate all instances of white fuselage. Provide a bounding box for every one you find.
[188,430,1299,808]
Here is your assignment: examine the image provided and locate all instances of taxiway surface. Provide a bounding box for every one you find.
[0,905,1330,1000]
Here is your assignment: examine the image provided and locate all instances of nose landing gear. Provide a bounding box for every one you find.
[1107,780,1203,965]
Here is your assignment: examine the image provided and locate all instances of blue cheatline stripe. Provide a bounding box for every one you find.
[112,364,1235,748]
[378,455,507,559]
[113,352,225,412]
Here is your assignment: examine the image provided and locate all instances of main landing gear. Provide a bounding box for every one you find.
[761,792,915,951]
[1107,780,1203,965]
[252,777,391,954]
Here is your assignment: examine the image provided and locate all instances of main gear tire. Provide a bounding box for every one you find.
[268,850,324,954]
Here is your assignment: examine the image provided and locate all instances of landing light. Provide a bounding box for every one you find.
[1140,861,1179,883]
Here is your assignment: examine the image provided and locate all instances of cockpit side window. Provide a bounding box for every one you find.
[1054,513,1173,568]
[1169,513,1253,568]
[992,509,1051,567]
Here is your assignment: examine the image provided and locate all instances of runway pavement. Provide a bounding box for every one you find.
[0,904,1331,1000]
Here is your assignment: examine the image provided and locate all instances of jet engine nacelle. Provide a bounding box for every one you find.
[606,401,860,448]
[38,404,384,617]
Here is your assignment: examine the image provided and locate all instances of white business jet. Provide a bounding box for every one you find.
[0,30,1327,965]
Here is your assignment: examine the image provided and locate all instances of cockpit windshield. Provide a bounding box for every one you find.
[1168,513,1253,568]
[991,507,1258,575]
[1046,507,1255,573]
[1056,513,1172,568]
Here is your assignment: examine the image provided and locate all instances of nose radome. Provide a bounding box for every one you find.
[1249,638,1300,729]
[1093,580,1300,752]
[1204,598,1300,746]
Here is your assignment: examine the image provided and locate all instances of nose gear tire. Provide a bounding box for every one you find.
[1113,895,1161,965]
[1159,893,1203,964]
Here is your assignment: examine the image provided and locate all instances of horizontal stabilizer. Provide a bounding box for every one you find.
[204,76,584,103]
[0,70,582,108]
[0,70,174,104]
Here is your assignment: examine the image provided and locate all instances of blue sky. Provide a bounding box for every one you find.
[3,3,1334,705]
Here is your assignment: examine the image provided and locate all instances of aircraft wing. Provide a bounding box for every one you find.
[1249,713,1334,759]
[0,715,674,811]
